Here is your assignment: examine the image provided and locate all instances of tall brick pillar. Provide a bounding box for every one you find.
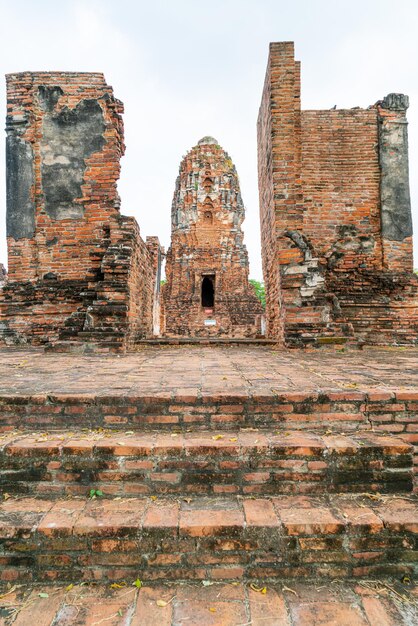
[258,43,340,344]
[146,236,164,336]
[258,42,302,341]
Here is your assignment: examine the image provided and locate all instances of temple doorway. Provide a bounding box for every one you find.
[201,275,215,308]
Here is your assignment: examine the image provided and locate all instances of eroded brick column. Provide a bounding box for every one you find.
[146,236,163,336]
[378,94,413,272]
[258,42,302,341]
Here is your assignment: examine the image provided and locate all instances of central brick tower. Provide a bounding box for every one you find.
[163,136,263,337]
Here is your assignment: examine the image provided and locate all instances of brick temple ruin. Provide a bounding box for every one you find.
[0,72,162,351]
[258,42,418,346]
[1,42,418,592]
[163,136,264,337]
[0,42,417,349]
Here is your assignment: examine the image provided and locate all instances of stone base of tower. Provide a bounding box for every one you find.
[161,290,265,338]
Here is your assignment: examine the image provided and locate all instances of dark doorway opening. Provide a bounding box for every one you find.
[201,275,215,307]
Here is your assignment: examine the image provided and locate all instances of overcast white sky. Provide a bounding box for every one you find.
[0,0,417,279]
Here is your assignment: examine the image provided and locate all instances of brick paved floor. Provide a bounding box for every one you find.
[0,580,417,625]
[1,345,417,396]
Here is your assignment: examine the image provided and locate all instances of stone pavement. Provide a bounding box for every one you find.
[1,345,418,396]
[0,580,417,625]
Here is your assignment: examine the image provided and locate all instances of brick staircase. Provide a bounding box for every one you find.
[0,388,417,585]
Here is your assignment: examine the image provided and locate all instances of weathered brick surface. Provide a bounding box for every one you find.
[163,137,264,337]
[0,390,415,429]
[0,431,412,498]
[257,42,418,346]
[0,72,161,349]
[0,494,417,583]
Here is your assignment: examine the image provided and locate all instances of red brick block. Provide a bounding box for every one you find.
[143,502,179,529]
[243,499,280,526]
[179,509,244,537]
[276,502,344,535]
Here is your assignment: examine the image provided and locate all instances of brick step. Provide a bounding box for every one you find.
[48,337,280,353]
[1,494,417,583]
[2,390,417,490]
[0,430,413,498]
[1,390,417,434]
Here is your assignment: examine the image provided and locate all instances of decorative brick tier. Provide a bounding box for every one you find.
[163,137,263,338]
[0,431,412,498]
[1,494,417,583]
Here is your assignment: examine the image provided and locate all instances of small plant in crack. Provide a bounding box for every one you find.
[88,488,104,499]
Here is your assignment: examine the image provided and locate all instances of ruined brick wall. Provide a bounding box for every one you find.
[163,137,264,337]
[258,42,418,346]
[1,72,158,349]
[63,217,160,348]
